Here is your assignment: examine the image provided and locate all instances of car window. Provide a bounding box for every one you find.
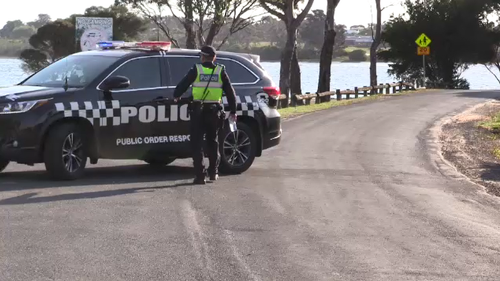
[21,55,119,88]
[216,59,258,84]
[166,56,258,86]
[111,57,161,90]
[166,57,199,86]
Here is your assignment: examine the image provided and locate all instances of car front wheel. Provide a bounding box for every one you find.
[0,160,9,172]
[219,122,257,174]
[44,123,88,180]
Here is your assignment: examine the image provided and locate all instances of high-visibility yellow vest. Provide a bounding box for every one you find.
[192,64,224,102]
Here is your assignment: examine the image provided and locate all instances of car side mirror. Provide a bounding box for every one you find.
[100,75,130,92]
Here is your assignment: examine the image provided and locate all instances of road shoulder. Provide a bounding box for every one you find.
[434,100,500,197]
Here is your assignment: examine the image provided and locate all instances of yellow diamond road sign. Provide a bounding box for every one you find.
[415,33,431,47]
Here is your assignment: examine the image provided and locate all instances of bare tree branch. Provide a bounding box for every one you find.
[381,3,394,11]
[259,1,286,21]
[129,2,181,47]
[484,64,500,84]
[294,0,315,27]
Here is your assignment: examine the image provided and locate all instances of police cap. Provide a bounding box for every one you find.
[199,45,216,57]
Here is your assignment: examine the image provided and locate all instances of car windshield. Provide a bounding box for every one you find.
[21,55,119,88]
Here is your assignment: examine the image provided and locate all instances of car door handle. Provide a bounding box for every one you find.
[153,97,169,104]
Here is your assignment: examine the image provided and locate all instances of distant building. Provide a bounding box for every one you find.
[345,35,373,47]
[349,25,365,31]
[345,25,366,36]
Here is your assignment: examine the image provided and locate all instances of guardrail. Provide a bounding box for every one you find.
[277,80,425,108]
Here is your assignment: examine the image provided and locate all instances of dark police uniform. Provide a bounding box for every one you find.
[173,46,237,184]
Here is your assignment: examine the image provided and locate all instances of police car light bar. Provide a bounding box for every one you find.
[136,41,172,51]
[96,41,126,49]
[96,41,172,51]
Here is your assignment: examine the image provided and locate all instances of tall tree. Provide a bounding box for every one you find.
[0,20,24,38]
[117,0,260,49]
[300,9,345,53]
[369,0,382,92]
[260,0,315,107]
[27,14,52,29]
[20,19,75,73]
[10,25,36,39]
[379,0,500,89]
[317,0,340,94]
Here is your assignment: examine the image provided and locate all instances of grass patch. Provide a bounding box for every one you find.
[478,112,500,132]
[278,94,383,119]
[493,147,500,160]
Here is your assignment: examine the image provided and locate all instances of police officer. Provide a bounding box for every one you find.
[173,45,237,184]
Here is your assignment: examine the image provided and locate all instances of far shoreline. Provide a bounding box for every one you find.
[0,56,389,64]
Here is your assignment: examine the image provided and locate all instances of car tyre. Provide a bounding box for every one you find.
[44,123,88,180]
[0,160,9,173]
[219,121,257,174]
[144,157,176,166]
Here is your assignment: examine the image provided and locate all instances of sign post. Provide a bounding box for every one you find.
[415,33,431,86]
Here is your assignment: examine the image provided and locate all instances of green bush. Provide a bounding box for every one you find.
[347,49,368,62]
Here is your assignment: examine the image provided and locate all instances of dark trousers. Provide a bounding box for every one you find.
[189,102,223,177]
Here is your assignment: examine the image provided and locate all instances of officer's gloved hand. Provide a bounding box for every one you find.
[229,113,237,121]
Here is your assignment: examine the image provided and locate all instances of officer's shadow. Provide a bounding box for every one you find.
[0,163,224,205]
[0,163,203,190]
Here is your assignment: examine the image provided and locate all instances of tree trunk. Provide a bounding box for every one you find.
[205,3,224,46]
[317,0,338,94]
[184,0,197,49]
[279,26,297,108]
[369,0,382,93]
[290,46,302,104]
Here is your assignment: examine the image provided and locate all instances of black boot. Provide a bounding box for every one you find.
[208,172,219,181]
[193,175,206,185]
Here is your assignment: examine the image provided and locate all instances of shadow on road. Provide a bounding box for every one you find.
[0,182,197,205]
[455,90,500,100]
[0,164,196,191]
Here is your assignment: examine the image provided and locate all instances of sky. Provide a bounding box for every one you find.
[0,0,407,29]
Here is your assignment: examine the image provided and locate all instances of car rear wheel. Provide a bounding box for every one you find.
[44,123,88,180]
[0,160,9,172]
[144,157,176,166]
[219,122,256,174]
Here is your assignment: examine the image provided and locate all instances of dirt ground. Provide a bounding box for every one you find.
[440,101,500,197]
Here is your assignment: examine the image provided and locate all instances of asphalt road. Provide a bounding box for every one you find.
[2,90,500,281]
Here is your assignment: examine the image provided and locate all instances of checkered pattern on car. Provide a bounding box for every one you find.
[54,95,260,126]
[54,100,121,126]
[222,95,259,117]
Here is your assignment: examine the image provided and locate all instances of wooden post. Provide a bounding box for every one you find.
[363,87,368,97]
[354,87,359,98]
[399,82,403,92]
[385,83,390,94]
[345,90,350,100]
[378,84,383,94]
[336,89,341,101]
[315,93,321,104]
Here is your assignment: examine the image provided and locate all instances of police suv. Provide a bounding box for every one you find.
[0,41,282,180]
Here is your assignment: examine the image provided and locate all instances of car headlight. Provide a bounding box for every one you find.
[0,99,50,114]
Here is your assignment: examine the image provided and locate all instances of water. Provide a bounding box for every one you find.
[1,58,499,91]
